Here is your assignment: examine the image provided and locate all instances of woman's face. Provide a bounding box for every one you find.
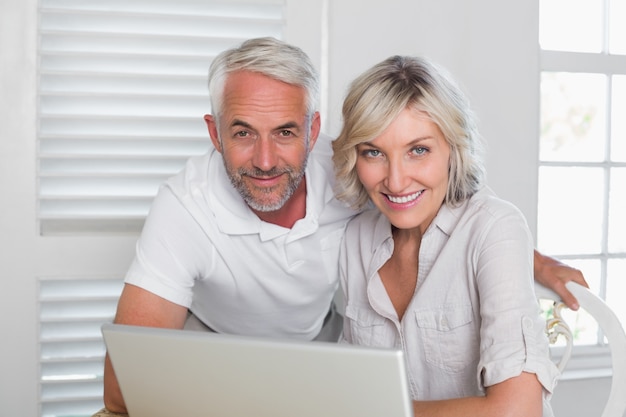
[356,107,450,234]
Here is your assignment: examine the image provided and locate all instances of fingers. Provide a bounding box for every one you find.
[567,268,589,289]
[556,288,580,311]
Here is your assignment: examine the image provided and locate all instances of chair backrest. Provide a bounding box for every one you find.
[534,281,626,417]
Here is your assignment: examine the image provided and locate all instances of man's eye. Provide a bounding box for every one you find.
[234,131,249,138]
[279,130,294,137]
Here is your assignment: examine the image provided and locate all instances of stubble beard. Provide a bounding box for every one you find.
[223,153,309,213]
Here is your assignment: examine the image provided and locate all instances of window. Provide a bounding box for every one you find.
[538,0,626,352]
[36,1,289,415]
[39,277,122,417]
[37,0,285,236]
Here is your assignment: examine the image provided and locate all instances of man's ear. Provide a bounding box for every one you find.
[204,114,222,152]
[308,112,321,151]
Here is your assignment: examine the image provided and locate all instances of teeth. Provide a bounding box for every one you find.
[387,191,422,204]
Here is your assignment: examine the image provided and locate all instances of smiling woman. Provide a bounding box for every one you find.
[354,108,450,234]
[332,55,559,417]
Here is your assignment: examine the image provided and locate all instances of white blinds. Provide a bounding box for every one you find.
[37,0,285,235]
[38,276,123,417]
[37,1,286,416]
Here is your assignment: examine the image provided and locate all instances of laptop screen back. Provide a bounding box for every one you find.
[102,323,413,417]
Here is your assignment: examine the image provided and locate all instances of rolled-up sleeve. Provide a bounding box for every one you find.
[478,313,560,395]
[474,206,560,395]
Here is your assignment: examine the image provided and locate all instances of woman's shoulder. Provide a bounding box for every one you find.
[465,187,526,221]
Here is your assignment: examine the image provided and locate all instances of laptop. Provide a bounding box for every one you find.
[102,323,413,417]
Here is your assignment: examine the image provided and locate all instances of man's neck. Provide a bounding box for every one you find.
[253,178,307,229]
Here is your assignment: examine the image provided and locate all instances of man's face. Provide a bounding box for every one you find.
[205,71,320,212]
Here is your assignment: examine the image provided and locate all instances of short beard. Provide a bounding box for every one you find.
[225,162,308,212]
[218,117,313,212]
[222,130,310,212]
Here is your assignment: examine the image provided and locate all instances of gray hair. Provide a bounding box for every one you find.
[332,55,486,210]
[208,37,320,122]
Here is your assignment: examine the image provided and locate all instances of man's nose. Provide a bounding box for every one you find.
[251,136,278,171]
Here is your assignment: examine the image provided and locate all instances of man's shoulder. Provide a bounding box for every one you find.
[165,147,221,196]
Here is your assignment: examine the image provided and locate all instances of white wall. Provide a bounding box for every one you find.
[0,0,40,414]
[324,0,540,234]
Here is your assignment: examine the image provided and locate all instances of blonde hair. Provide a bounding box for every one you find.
[332,55,485,210]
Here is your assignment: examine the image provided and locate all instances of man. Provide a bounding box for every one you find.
[96,37,586,415]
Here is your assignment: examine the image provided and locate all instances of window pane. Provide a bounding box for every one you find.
[539,0,603,53]
[612,75,626,162]
[537,167,604,255]
[540,72,606,162]
[606,259,626,333]
[609,0,626,54]
[609,168,626,253]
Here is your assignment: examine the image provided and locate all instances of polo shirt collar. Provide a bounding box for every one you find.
[208,149,330,241]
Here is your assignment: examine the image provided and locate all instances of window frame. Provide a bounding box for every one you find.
[538,1,626,378]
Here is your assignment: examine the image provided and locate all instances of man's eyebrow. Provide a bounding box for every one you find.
[275,122,300,131]
[229,120,301,131]
[230,119,253,129]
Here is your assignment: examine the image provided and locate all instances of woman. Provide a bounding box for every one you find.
[332,56,559,417]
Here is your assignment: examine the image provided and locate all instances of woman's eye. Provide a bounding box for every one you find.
[412,146,428,156]
[361,149,381,158]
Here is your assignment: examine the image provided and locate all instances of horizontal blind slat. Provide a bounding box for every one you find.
[40,117,205,136]
[40,95,209,117]
[41,0,284,19]
[40,11,283,37]
[40,33,249,57]
[40,73,209,94]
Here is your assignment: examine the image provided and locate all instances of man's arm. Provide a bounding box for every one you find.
[533,249,589,310]
[103,283,188,414]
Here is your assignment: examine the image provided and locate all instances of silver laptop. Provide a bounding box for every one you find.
[102,323,413,417]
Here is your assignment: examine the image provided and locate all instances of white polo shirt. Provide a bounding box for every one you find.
[125,135,356,340]
[339,188,558,414]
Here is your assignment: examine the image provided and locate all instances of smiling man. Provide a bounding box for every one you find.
[99,37,357,415]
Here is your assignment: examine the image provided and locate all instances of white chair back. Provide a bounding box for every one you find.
[535,281,626,417]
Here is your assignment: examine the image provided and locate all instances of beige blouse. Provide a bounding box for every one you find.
[339,187,559,416]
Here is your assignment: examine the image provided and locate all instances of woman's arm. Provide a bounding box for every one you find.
[412,372,543,417]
